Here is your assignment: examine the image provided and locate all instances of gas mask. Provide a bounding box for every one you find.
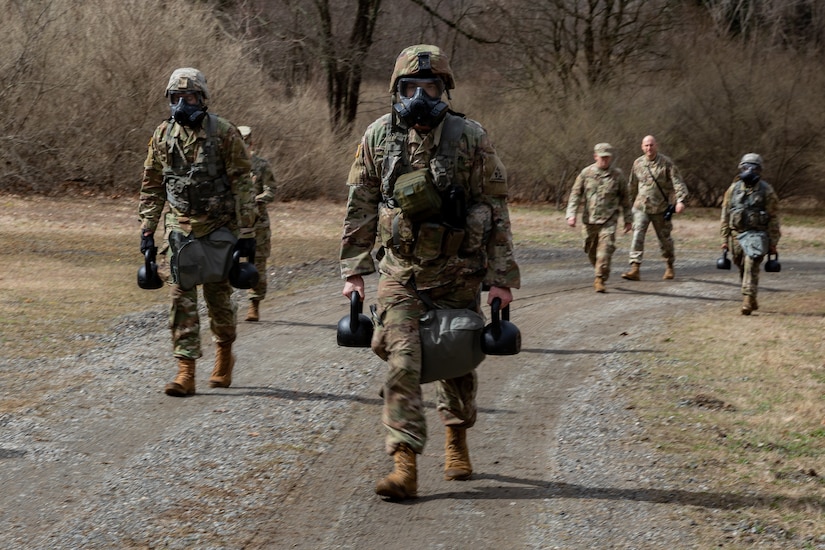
[170,96,207,128]
[393,78,448,130]
[738,163,760,186]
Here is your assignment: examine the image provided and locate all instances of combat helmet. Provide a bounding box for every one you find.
[738,153,763,170]
[165,67,209,127]
[389,44,455,93]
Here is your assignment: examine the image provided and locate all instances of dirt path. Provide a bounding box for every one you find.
[0,249,820,549]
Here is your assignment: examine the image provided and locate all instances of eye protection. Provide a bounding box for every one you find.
[397,78,444,99]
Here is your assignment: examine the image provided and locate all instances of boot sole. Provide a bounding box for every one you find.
[165,384,195,397]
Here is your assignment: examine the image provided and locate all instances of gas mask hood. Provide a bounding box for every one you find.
[393,86,448,131]
[170,97,207,128]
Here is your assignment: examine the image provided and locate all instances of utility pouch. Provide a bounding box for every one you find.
[443,228,466,257]
[414,222,445,262]
[393,168,442,222]
[170,227,237,291]
[419,308,486,384]
[737,230,769,260]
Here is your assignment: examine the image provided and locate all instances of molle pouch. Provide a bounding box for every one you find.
[461,202,493,254]
[391,212,416,258]
[443,228,466,257]
[729,208,747,232]
[414,222,446,262]
[393,168,442,222]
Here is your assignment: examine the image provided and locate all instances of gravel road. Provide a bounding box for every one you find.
[1,248,821,549]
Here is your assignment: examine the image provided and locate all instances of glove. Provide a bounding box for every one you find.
[235,237,256,259]
[140,231,155,254]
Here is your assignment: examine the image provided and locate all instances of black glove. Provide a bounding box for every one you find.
[235,237,256,260]
[140,232,155,254]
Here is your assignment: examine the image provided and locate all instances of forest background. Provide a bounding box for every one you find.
[1,0,825,208]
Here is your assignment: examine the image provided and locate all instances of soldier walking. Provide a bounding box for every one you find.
[139,68,257,396]
[566,143,632,292]
[339,45,520,499]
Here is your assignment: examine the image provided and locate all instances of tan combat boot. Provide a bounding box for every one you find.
[165,358,196,397]
[594,276,606,293]
[208,341,235,388]
[741,295,756,315]
[621,264,640,281]
[444,426,473,481]
[245,299,260,322]
[663,260,675,280]
[375,443,417,499]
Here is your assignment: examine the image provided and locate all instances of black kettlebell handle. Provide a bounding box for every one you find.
[490,297,502,337]
[350,292,364,332]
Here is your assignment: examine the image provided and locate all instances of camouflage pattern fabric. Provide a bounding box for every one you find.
[340,112,520,455]
[139,114,254,358]
[372,278,480,455]
[720,177,781,297]
[626,153,689,264]
[566,162,630,278]
[248,153,277,301]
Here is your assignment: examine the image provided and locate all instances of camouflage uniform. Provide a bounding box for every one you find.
[340,111,521,455]
[720,176,781,299]
[247,152,277,302]
[140,116,256,359]
[566,159,630,280]
[626,153,689,265]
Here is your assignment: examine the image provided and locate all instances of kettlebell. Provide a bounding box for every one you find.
[228,251,260,289]
[336,292,373,348]
[137,247,164,290]
[764,252,781,273]
[716,249,731,270]
[481,297,521,356]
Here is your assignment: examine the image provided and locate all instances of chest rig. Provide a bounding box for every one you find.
[161,114,233,218]
[729,180,769,232]
[378,115,472,260]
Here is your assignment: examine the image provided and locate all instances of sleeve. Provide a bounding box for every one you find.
[617,169,632,225]
[477,130,520,289]
[720,183,734,244]
[224,125,256,235]
[138,126,167,234]
[626,160,639,206]
[565,171,585,220]
[254,156,277,203]
[339,131,381,279]
[670,161,689,203]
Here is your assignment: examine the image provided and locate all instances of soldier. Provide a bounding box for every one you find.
[237,126,277,322]
[621,135,689,281]
[565,143,632,292]
[139,68,257,397]
[340,45,520,499]
[720,153,781,315]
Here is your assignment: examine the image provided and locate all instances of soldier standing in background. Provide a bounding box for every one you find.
[139,68,257,396]
[566,143,632,292]
[720,153,781,315]
[622,135,689,281]
[340,45,520,500]
[237,125,277,322]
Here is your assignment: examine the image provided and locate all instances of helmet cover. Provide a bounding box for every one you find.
[389,45,455,93]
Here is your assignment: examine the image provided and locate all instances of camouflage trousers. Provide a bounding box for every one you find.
[730,236,762,297]
[372,276,482,455]
[170,280,237,359]
[248,214,271,301]
[583,222,617,279]
[627,209,674,265]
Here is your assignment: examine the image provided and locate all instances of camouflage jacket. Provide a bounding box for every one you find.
[627,153,689,214]
[565,163,630,225]
[340,112,521,290]
[720,177,781,248]
[139,114,256,239]
[250,152,276,226]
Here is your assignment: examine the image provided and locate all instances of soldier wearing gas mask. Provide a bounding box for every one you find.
[139,68,257,396]
[720,153,781,315]
[340,45,520,499]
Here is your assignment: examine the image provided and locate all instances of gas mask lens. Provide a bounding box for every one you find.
[397,78,444,99]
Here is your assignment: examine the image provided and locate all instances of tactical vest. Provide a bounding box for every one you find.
[729,180,770,232]
[161,114,234,218]
[378,115,477,260]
